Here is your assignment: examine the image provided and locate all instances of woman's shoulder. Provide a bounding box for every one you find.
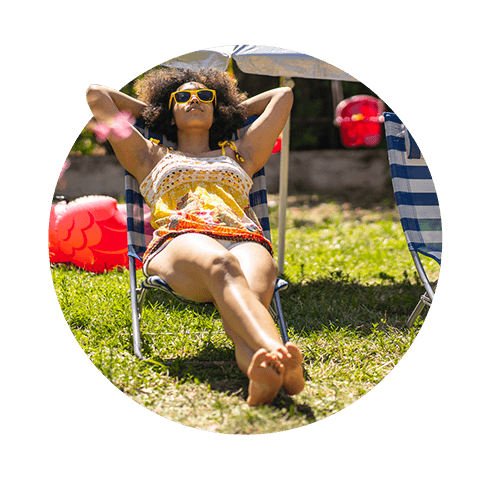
[134,140,173,183]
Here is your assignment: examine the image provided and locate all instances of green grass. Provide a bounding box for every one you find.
[50,195,440,434]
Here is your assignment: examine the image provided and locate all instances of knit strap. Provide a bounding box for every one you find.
[149,138,173,152]
[218,140,245,163]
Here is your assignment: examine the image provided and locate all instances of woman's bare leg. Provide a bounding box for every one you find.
[221,242,280,371]
[229,243,305,396]
[145,234,287,405]
[149,234,303,405]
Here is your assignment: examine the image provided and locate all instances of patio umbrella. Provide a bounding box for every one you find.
[161,45,358,273]
[161,45,358,81]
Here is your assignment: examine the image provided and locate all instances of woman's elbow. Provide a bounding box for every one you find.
[86,85,103,105]
[279,86,294,109]
[86,85,111,117]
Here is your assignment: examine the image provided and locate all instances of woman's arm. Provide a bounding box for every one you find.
[237,87,293,175]
[241,88,291,118]
[86,85,157,182]
[87,85,147,122]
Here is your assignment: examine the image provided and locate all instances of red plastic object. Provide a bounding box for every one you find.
[334,95,384,148]
[272,135,282,154]
[49,195,144,273]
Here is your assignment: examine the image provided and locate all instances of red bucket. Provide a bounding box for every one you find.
[334,95,384,148]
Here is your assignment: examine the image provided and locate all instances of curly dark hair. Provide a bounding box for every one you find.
[134,67,248,150]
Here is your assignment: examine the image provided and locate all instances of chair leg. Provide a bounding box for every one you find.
[406,296,427,328]
[406,251,438,328]
[406,286,436,328]
[137,287,147,318]
[128,256,143,360]
[273,290,289,344]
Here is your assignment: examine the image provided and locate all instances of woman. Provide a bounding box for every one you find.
[87,67,304,406]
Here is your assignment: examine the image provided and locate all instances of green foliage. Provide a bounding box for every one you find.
[70,128,98,156]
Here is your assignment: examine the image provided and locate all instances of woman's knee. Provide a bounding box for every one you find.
[228,244,278,306]
[208,249,244,282]
[158,249,242,289]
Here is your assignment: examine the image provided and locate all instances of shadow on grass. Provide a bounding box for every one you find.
[143,269,428,343]
[136,271,428,422]
[279,270,429,334]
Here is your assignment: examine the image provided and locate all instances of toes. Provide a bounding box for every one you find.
[275,346,289,361]
[247,349,285,406]
[285,342,303,361]
[274,362,285,375]
[251,348,268,368]
[265,352,278,363]
[265,354,284,375]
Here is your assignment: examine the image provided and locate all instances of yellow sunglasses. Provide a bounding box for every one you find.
[169,88,217,109]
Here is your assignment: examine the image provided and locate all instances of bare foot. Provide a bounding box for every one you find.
[280,342,305,395]
[247,349,284,406]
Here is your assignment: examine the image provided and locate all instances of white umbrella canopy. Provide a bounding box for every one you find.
[161,44,358,81]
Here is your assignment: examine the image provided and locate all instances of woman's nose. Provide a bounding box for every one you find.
[189,93,200,103]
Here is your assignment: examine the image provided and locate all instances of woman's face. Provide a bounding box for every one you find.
[171,82,215,131]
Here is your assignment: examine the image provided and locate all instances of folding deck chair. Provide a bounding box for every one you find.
[384,112,442,327]
[126,116,290,360]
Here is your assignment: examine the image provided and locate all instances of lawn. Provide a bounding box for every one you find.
[50,195,440,434]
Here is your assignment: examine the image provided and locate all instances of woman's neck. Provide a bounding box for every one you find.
[176,130,211,155]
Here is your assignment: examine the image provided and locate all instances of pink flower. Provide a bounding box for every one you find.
[111,111,134,139]
[93,111,135,142]
[93,123,111,143]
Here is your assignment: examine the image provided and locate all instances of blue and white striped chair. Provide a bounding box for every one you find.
[384,112,442,327]
[126,116,289,360]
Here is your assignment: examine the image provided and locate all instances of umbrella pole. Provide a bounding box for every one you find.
[278,114,290,275]
[277,77,293,275]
